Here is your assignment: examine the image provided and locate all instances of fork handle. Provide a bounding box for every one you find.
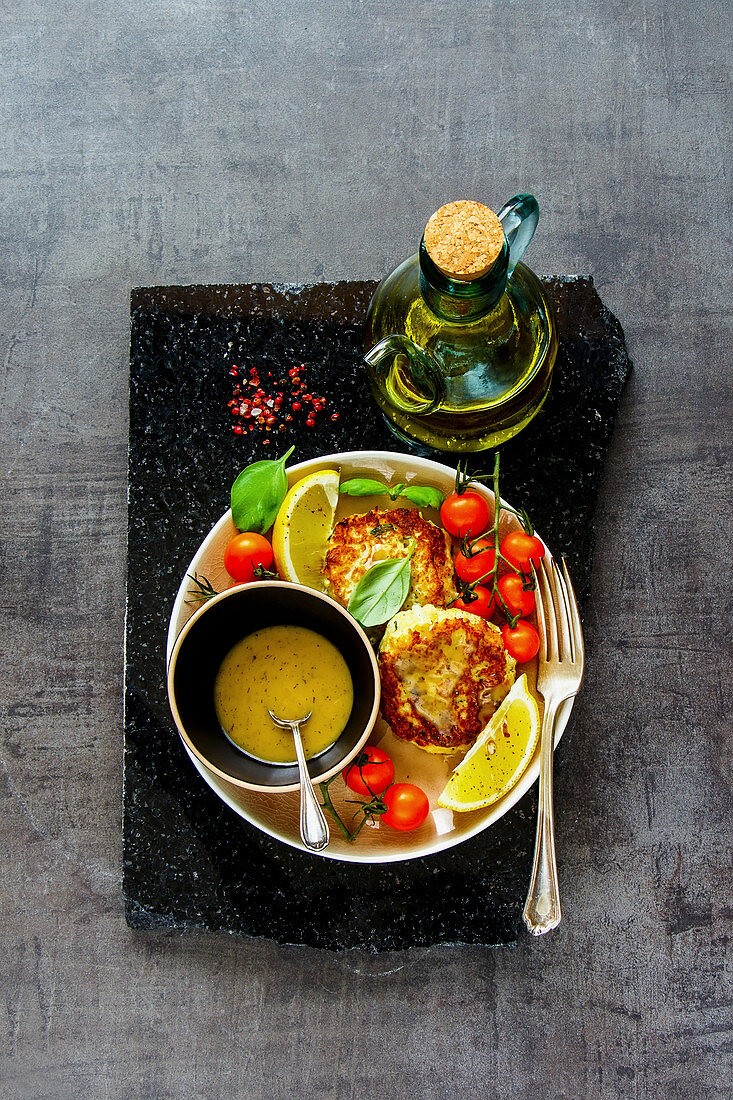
[523,697,562,935]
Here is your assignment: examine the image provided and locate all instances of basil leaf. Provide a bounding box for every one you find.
[347,554,413,628]
[230,446,294,533]
[339,478,388,497]
[398,485,445,509]
[340,478,443,508]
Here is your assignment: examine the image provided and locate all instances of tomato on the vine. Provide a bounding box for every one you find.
[342,747,394,797]
[381,783,430,831]
[500,531,545,572]
[440,492,490,538]
[497,572,536,618]
[223,532,274,582]
[454,537,496,585]
[501,620,540,663]
[453,585,496,619]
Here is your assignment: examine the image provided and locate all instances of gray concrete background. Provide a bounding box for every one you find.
[1,2,731,1097]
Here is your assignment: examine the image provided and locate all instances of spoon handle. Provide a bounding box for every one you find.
[291,723,330,852]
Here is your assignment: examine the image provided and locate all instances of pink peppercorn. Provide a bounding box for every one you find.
[292,401,301,412]
[331,413,340,421]
[233,424,243,434]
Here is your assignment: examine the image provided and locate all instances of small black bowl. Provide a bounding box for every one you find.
[167,582,381,792]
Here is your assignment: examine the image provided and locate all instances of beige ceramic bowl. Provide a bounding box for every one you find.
[167,450,574,862]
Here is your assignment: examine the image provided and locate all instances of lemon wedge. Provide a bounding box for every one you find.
[437,674,540,812]
[272,469,340,588]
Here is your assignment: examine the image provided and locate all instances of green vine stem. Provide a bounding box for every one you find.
[318,776,354,842]
[452,453,535,629]
[319,766,389,843]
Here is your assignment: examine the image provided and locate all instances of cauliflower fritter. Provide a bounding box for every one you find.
[323,507,455,612]
[379,605,516,753]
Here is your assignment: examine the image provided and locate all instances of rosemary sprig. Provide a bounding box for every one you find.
[185,571,219,605]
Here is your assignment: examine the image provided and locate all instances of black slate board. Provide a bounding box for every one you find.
[123,277,631,950]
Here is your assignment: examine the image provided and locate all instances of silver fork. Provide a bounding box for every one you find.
[523,557,585,935]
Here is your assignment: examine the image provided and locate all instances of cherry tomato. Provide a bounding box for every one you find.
[501,620,540,663]
[223,532,274,582]
[440,492,491,538]
[381,783,430,831]
[342,747,395,797]
[453,585,496,619]
[500,531,545,572]
[454,537,497,585]
[497,572,536,618]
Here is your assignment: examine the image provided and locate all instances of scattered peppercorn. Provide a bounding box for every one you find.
[226,360,339,437]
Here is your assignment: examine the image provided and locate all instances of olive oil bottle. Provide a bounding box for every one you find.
[364,195,557,453]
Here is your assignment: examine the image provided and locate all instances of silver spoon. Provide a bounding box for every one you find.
[267,710,329,852]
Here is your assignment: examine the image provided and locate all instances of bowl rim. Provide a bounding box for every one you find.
[166,579,381,793]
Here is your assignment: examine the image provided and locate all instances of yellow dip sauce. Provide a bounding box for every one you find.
[213,625,354,764]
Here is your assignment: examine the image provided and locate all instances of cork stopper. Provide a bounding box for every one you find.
[424,200,504,281]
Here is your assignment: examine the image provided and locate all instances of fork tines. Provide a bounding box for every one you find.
[531,557,585,668]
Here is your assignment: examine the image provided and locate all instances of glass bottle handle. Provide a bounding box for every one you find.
[364,335,444,415]
[497,193,539,275]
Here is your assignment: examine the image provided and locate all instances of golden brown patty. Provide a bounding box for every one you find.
[379,606,516,752]
[323,507,455,612]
